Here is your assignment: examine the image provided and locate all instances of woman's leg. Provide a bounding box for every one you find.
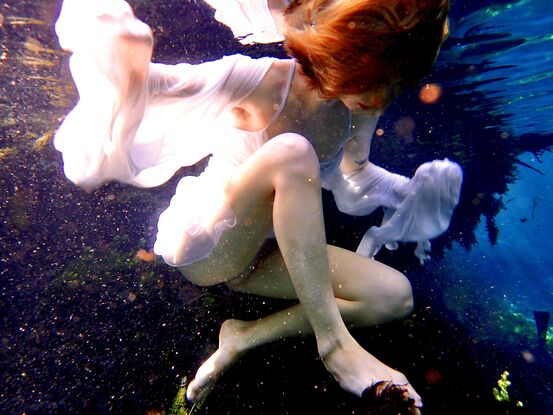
[178,133,420,405]
[187,244,420,405]
[186,134,346,343]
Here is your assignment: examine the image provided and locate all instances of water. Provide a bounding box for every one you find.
[1,0,552,414]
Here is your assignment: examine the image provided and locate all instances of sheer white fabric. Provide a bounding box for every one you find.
[155,129,270,266]
[55,0,463,266]
[55,0,274,190]
[329,160,463,264]
[54,0,276,265]
[204,0,286,44]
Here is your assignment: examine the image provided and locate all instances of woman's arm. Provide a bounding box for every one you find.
[340,113,380,174]
[333,112,463,262]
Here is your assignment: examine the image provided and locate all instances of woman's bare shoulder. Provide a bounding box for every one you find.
[231,59,292,132]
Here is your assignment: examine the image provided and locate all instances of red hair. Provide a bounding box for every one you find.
[284,0,449,102]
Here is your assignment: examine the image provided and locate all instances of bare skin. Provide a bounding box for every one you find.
[186,244,419,405]
[55,1,449,411]
[172,61,423,407]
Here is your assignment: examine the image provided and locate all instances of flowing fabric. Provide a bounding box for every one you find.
[55,0,463,266]
[329,160,463,264]
[54,0,276,265]
[204,0,286,44]
[55,0,275,190]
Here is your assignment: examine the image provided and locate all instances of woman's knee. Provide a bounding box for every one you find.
[394,274,415,317]
[267,133,320,181]
[379,271,414,319]
[359,268,414,320]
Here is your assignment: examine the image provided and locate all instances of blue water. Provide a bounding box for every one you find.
[432,0,553,346]
[435,150,553,358]
[443,151,553,313]
[1,0,553,414]
[444,0,553,136]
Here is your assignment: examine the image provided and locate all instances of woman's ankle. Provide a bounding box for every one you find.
[317,330,357,360]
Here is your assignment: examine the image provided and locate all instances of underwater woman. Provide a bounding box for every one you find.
[54,0,462,412]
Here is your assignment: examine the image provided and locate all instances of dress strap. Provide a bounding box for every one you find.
[266,59,296,128]
[346,110,353,140]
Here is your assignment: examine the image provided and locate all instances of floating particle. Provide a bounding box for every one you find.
[375,128,384,137]
[418,83,443,104]
[394,116,416,143]
[521,350,535,363]
[135,249,156,262]
[424,368,442,384]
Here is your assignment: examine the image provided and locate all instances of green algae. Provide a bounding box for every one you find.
[443,279,552,353]
[166,378,204,415]
[493,371,525,407]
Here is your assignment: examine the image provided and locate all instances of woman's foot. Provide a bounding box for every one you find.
[320,336,423,408]
[186,319,251,403]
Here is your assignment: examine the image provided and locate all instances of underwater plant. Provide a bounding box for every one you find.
[493,371,524,408]
[167,378,204,415]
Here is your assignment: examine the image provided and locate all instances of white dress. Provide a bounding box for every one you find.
[54,0,463,266]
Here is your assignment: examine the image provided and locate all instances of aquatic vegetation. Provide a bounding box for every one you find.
[167,378,204,415]
[6,16,45,26]
[442,279,552,354]
[56,235,164,298]
[32,129,54,150]
[493,371,524,407]
[0,146,17,159]
[493,371,512,402]
[168,380,190,415]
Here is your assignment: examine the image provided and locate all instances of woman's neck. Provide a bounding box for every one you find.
[268,62,352,159]
[289,63,331,114]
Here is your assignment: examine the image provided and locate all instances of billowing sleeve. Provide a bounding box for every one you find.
[331,159,463,264]
[203,0,286,44]
[55,0,272,190]
[54,0,155,190]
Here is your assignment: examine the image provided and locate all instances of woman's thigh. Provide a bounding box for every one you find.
[179,133,318,286]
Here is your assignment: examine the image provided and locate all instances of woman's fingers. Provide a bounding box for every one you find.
[404,382,423,408]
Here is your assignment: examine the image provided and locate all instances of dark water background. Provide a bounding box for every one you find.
[1,0,552,414]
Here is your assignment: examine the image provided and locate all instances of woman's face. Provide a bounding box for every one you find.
[339,86,391,114]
